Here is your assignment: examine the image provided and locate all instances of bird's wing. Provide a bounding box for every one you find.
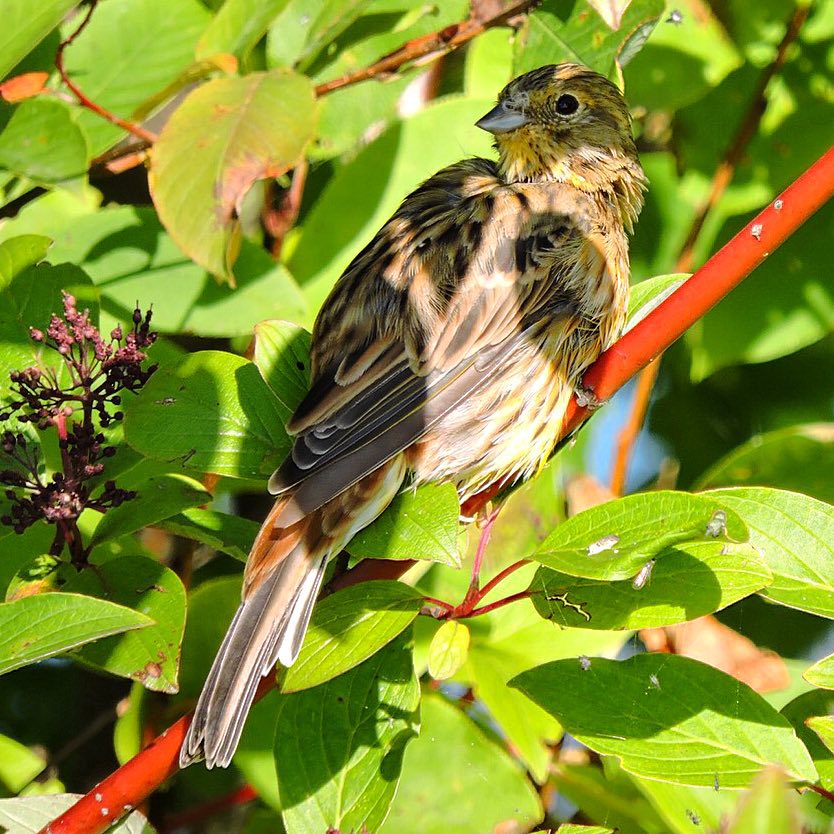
[269,160,605,523]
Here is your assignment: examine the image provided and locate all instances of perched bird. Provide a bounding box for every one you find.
[180,62,646,769]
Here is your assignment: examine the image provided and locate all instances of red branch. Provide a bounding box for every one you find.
[40,145,834,834]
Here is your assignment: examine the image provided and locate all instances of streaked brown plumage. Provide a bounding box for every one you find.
[180,63,646,769]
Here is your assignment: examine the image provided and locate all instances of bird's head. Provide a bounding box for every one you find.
[477,63,645,217]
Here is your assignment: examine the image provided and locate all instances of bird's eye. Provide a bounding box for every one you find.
[556,94,579,115]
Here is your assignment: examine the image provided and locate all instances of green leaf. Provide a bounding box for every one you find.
[149,70,317,281]
[625,274,687,330]
[807,716,834,756]
[123,350,289,479]
[531,490,748,581]
[555,826,614,834]
[63,0,211,156]
[0,794,156,833]
[0,257,98,400]
[623,0,742,111]
[513,0,664,78]
[252,319,311,421]
[266,0,373,71]
[549,763,669,834]
[0,0,77,80]
[113,682,146,765]
[157,507,259,562]
[288,96,495,317]
[530,540,771,629]
[0,524,56,600]
[0,734,45,793]
[275,635,420,834]
[0,235,50,282]
[707,487,834,619]
[379,693,542,834]
[0,99,88,184]
[347,483,461,567]
[62,555,187,693]
[197,0,292,59]
[90,474,211,546]
[630,773,740,834]
[45,206,308,339]
[0,592,151,675]
[282,581,423,692]
[696,425,834,504]
[804,654,834,690]
[725,768,801,834]
[428,620,469,681]
[511,654,818,788]
[781,690,834,792]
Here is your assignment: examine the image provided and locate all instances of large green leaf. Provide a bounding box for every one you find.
[62,555,187,693]
[530,540,771,629]
[46,206,308,337]
[530,490,747,581]
[63,0,211,156]
[0,593,151,675]
[695,424,834,504]
[513,0,664,78]
[0,99,88,183]
[347,483,461,566]
[0,0,77,80]
[511,655,818,788]
[379,693,542,833]
[123,350,289,479]
[149,70,317,281]
[282,581,423,692]
[707,487,834,619]
[275,635,420,834]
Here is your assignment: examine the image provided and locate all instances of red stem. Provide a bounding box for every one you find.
[465,590,531,618]
[562,144,834,436]
[476,559,530,602]
[40,145,834,834]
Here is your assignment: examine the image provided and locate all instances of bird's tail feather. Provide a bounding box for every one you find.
[180,456,408,770]
[179,519,327,769]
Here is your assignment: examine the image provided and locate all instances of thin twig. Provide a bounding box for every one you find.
[313,0,538,96]
[607,2,810,496]
[160,784,257,832]
[55,1,158,145]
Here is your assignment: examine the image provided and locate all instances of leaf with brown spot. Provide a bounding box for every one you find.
[149,69,317,282]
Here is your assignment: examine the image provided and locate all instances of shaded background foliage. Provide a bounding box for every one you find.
[1,0,834,832]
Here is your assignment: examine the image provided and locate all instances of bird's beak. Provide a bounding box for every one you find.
[475,102,529,134]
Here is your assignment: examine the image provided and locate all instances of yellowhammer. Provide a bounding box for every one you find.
[181,62,647,769]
